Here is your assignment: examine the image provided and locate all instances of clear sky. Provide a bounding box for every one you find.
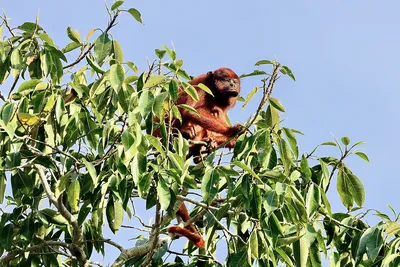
[2,0,400,264]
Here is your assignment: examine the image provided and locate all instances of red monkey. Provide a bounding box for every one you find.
[157,68,242,248]
[178,67,242,148]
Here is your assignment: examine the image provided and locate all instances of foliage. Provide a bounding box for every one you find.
[0,2,399,267]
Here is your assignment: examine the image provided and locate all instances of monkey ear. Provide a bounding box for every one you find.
[206,71,214,82]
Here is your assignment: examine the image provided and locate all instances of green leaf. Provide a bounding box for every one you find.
[107,199,124,233]
[126,61,138,73]
[229,249,248,267]
[201,168,219,203]
[276,247,294,267]
[112,40,124,63]
[157,178,171,210]
[355,152,370,162]
[40,208,68,225]
[62,42,81,53]
[293,236,309,267]
[138,90,155,117]
[144,75,164,88]
[146,136,165,158]
[300,155,311,181]
[0,171,5,204]
[280,65,296,81]
[356,227,383,261]
[182,83,199,102]
[110,63,125,92]
[16,113,40,126]
[67,179,80,213]
[18,22,43,32]
[263,188,279,213]
[321,141,337,146]
[162,45,176,61]
[1,102,14,124]
[94,33,112,64]
[385,222,400,237]
[197,83,214,96]
[82,158,98,188]
[122,130,135,162]
[268,97,285,112]
[251,186,262,219]
[66,26,81,43]
[249,231,259,258]
[17,79,42,94]
[345,171,365,207]
[242,86,259,109]
[171,105,182,123]
[127,8,143,24]
[232,161,261,182]
[341,136,350,146]
[11,49,22,70]
[337,170,353,210]
[111,0,124,10]
[278,139,292,175]
[283,127,298,159]
[178,104,199,116]
[86,56,104,74]
[265,105,280,129]
[255,60,273,66]
[239,70,267,78]
[168,79,179,101]
[305,183,319,217]
[155,49,166,59]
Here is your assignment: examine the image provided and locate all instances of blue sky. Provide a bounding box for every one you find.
[2,0,400,264]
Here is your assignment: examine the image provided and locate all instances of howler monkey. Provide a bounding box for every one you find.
[163,68,242,248]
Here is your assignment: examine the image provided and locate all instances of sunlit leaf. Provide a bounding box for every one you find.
[110,63,125,92]
[66,26,81,43]
[127,8,143,24]
[67,179,80,213]
[268,97,285,112]
[16,113,40,126]
[197,83,214,96]
[255,60,273,66]
[111,0,124,10]
[341,136,350,146]
[355,152,370,162]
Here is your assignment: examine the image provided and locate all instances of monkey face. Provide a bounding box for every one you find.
[211,68,241,98]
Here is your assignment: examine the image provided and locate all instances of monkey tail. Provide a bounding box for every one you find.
[168,226,205,248]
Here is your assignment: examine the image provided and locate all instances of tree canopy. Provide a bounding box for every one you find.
[0,3,399,267]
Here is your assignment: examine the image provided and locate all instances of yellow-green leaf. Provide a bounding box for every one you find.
[67,179,80,213]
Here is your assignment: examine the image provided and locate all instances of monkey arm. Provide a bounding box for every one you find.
[180,107,233,135]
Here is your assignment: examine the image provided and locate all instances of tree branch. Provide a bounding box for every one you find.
[63,10,120,69]
[34,165,87,265]
[0,241,70,264]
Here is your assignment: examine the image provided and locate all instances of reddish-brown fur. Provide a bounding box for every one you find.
[156,68,242,248]
[178,68,242,145]
[168,226,205,248]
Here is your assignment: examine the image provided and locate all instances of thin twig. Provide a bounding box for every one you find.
[246,63,280,127]
[0,91,7,102]
[1,12,15,37]
[63,11,120,69]
[7,75,20,99]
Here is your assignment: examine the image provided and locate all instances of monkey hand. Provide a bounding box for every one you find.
[181,125,197,140]
[192,138,217,164]
[202,137,218,152]
[228,124,246,137]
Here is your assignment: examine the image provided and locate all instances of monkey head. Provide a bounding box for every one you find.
[207,68,240,98]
